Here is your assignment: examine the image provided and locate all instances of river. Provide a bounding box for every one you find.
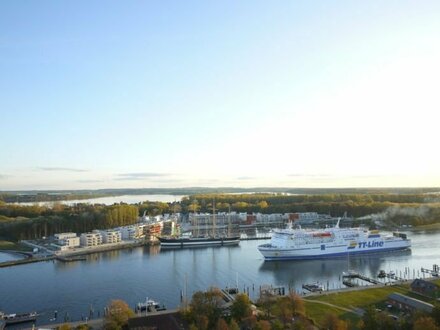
[1,230,440,328]
[12,194,185,207]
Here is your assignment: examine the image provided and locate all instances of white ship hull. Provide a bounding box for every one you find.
[257,220,411,261]
[258,238,410,260]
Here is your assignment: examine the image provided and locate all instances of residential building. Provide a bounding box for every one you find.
[100,229,122,244]
[80,232,103,247]
[54,232,80,248]
[388,293,434,314]
[410,279,440,299]
[120,225,145,240]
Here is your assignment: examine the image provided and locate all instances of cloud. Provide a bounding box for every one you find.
[37,167,88,173]
[115,172,170,181]
[76,179,104,183]
[236,176,256,180]
[0,174,9,179]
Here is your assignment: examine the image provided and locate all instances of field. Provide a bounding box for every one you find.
[303,280,440,328]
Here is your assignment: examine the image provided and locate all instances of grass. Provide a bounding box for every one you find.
[306,285,409,308]
[411,223,440,231]
[304,300,361,327]
[0,240,32,251]
[303,284,413,329]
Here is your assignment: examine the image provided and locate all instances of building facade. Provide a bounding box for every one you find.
[80,232,103,247]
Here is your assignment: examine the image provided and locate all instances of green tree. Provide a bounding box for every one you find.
[432,306,440,327]
[361,306,379,330]
[230,293,252,322]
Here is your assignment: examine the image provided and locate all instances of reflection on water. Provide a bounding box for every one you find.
[0,231,439,328]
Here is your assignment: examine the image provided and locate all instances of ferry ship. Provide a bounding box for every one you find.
[258,219,411,261]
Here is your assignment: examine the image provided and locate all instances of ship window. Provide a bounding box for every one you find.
[321,244,325,250]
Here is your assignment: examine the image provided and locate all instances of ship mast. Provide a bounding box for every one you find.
[228,204,231,238]
[212,198,216,237]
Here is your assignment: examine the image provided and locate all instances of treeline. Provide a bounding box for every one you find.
[181,193,440,215]
[2,187,439,203]
[0,204,138,241]
[0,193,108,203]
[2,193,440,241]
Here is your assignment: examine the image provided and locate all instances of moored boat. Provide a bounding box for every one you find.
[136,298,166,313]
[258,218,411,261]
[158,235,240,248]
[0,311,38,325]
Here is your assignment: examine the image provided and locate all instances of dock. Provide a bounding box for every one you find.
[302,283,324,292]
[342,271,380,285]
[0,255,55,268]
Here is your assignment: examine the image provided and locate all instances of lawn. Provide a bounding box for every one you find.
[0,240,32,251]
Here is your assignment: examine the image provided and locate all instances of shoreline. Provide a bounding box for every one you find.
[0,240,159,268]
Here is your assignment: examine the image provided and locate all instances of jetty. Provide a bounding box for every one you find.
[342,271,380,285]
[0,255,55,268]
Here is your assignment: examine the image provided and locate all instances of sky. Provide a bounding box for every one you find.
[1,1,440,190]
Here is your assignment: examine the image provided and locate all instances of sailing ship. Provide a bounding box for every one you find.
[159,200,240,248]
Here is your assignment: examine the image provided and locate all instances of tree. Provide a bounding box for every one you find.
[255,320,271,330]
[361,306,379,330]
[229,319,240,330]
[215,318,230,330]
[104,299,134,330]
[414,317,440,330]
[230,293,252,322]
[432,306,440,327]
[322,313,349,330]
[58,324,71,330]
[189,288,224,329]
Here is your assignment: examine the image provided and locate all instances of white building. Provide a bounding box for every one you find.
[54,232,80,248]
[255,213,284,224]
[99,229,122,244]
[80,232,103,247]
[54,232,77,240]
[120,225,145,240]
[189,212,244,226]
[288,212,320,223]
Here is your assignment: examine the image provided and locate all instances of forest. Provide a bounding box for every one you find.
[1,192,440,242]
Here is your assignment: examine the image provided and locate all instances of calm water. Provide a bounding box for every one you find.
[0,252,23,262]
[1,230,440,328]
[14,194,185,206]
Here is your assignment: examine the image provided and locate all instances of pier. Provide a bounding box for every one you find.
[342,271,380,285]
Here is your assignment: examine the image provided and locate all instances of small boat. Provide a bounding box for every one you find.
[378,270,386,278]
[302,282,324,292]
[136,298,166,313]
[0,311,38,324]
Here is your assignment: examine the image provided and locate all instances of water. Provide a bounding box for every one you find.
[0,252,23,262]
[13,194,185,206]
[1,230,440,328]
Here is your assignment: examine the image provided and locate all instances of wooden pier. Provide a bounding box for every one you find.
[342,271,380,285]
